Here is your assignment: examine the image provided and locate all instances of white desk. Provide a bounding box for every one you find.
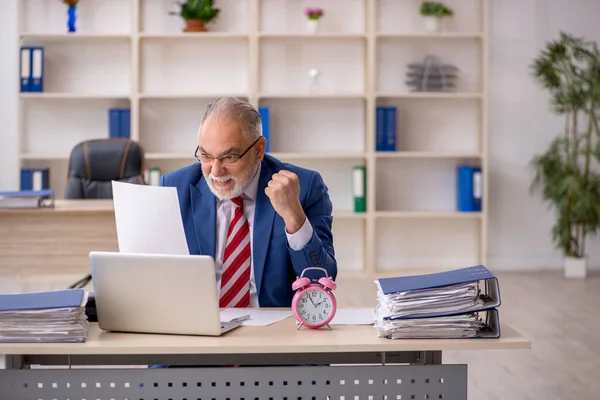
[0,317,530,399]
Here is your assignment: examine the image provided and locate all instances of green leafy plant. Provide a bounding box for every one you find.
[169,0,220,22]
[419,2,453,17]
[530,32,600,259]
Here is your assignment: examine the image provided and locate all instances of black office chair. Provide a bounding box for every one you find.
[66,138,145,294]
[65,138,145,199]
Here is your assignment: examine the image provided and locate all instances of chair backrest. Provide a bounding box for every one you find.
[65,138,145,199]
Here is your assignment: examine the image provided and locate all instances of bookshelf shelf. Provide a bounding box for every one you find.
[16,0,489,276]
[19,93,130,100]
[374,152,482,159]
[375,33,482,39]
[375,211,482,219]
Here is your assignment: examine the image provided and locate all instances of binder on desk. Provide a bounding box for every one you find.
[0,289,87,312]
[375,265,501,339]
[0,289,89,343]
[0,189,55,209]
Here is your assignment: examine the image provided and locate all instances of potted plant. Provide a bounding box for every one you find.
[419,1,453,32]
[305,7,324,34]
[169,0,220,33]
[530,32,600,279]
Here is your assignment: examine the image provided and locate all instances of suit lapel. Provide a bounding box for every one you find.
[190,178,216,259]
[253,160,276,297]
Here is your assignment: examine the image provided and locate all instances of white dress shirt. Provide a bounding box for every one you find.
[214,164,314,307]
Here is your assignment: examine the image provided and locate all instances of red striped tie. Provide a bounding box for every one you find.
[219,196,251,308]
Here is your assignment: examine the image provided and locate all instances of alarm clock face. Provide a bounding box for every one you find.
[297,288,333,324]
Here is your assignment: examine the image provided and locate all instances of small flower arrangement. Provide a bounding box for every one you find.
[305,7,324,20]
[62,0,79,6]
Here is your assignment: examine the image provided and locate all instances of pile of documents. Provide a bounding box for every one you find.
[0,289,90,343]
[374,265,501,339]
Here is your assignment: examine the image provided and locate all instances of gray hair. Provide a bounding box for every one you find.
[199,97,262,140]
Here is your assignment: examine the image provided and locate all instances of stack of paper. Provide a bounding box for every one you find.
[0,289,90,343]
[374,266,501,339]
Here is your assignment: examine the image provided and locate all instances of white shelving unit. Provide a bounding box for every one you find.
[16,0,489,277]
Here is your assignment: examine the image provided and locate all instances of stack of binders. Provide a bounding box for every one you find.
[0,289,90,343]
[374,265,501,339]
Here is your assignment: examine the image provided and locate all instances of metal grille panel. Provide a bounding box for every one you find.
[0,365,467,400]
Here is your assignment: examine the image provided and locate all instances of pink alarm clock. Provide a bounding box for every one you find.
[291,267,337,329]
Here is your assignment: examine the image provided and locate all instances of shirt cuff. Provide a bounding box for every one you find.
[286,217,313,251]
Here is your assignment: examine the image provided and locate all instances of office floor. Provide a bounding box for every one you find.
[336,271,600,400]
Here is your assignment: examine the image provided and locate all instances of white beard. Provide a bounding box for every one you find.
[205,174,245,200]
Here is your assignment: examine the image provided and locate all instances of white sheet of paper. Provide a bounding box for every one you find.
[330,308,375,325]
[220,309,293,326]
[111,181,189,255]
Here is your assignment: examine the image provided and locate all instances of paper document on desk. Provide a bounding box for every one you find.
[220,309,292,326]
[329,308,375,325]
[112,181,189,255]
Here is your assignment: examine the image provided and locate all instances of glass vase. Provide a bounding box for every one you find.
[67,5,77,33]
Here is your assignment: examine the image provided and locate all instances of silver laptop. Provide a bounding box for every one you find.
[89,251,244,336]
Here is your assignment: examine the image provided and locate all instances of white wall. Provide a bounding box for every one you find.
[1,0,599,271]
[488,0,600,270]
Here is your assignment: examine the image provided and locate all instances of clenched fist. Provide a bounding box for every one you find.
[265,170,306,234]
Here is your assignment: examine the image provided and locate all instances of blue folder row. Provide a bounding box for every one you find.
[20,168,50,191]
[20,46,44,92]
[109,108,131,139]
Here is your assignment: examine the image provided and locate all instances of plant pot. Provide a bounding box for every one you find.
[422,16,441,32]
[184,19,206,33]
[306,19,319,34]
[564,256,587,279]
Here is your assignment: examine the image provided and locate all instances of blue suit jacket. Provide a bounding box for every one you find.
[159,154,337,307]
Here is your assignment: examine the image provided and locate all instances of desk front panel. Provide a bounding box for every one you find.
[0,210,118,275]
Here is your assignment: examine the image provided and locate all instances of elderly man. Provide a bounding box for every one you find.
[160,97,337,308]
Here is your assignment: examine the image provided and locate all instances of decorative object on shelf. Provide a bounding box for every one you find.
[305,7,324,34]
[419,1,453,32]
[308,67,321,92]
[529,32,600,279]
[405,55,458,92]
[62,0,79,33]
[291,267,337,329]
[169,0,220,33]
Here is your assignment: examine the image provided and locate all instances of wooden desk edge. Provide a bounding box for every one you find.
[0,321,531,356]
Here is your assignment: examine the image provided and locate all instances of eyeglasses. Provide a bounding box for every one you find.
[195,136,262,166]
